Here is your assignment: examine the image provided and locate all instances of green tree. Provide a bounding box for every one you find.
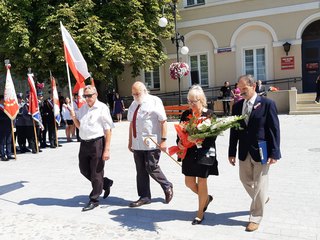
[0,0,175,90]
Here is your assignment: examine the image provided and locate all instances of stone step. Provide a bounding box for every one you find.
[297,100,318,104]
[290,110,320,115]
[296,106,320,111]
[297,93,316,101]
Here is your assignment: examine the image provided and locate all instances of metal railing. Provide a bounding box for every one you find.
[122,76,302,107]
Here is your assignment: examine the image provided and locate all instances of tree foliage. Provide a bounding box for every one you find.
[0,0,175,88]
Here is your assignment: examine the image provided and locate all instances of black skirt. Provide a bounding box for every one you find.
[182,146,219,178]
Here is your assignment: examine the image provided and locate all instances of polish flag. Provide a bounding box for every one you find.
[51,76,61,125]
[60,22,90,84]
[3,64,19,120]
[27,73,44,129]
[73,81,86,109]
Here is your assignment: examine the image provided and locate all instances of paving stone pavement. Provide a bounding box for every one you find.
[0,115,319,240]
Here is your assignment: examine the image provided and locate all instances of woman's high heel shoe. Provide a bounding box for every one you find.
[192,217,204,225]
[203,195,213,212]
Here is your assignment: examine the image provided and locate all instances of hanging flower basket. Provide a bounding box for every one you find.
[169,62,190,80]
[36,82,45,90]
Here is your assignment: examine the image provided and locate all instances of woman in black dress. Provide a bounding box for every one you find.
[177,85,219,225]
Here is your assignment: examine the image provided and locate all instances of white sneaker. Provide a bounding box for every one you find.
[315,101,320,104]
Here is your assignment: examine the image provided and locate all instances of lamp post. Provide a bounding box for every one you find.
[159,0,189,105]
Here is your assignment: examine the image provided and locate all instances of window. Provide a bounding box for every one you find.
[244,48,266,80]
[144,68,160,90]
[190,54,209,86]
[186,0,205,7]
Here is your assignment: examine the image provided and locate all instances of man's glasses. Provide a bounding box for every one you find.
[187,99,200,104]
[82,93,95,99]
[132,92,141,97]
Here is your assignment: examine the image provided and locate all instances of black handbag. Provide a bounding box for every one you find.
[196,147,216,166]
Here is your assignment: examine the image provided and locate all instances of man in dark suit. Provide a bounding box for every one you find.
[228,74,281,232]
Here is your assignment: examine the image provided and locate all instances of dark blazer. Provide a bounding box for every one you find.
[228,95,281,162]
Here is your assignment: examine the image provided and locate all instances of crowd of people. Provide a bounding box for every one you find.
[219,79,267,116]
[0,90,80,161]
[0,75,281,232]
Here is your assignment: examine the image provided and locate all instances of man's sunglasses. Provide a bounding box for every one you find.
[82,93,95,99]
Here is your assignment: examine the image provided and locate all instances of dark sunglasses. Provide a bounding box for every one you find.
[82,93,95,99]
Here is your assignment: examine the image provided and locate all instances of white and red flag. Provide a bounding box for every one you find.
[27,73,43,129]
[51,75,61,125]
[60,22,90,84]
[3,64,19,120]
[73,81,86,109]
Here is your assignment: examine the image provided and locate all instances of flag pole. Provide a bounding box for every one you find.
[11,121,17,160]
[65,63,74,110]
[32,119,40,153]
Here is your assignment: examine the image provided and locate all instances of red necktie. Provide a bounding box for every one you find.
[132,104,140,138]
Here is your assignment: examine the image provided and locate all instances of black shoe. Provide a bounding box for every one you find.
[164,186,173,204]
[192,217,204,225]
[129,198,151,208]
[24,147,31,152]
[82,202,99,212]
[6,155,15,160]
[50,145,56,148]
[203,195,213,212]
[1,157,9,161]
[103,178,113,199]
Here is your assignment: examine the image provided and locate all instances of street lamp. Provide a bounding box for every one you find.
[159,0,189,105]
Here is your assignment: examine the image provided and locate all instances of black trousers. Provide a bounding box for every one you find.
[222,101,230,115]
[133,149,172,200]
[0,128,12,157]
[79,137,105,203]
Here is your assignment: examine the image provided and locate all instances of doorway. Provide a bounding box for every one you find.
[302,20,320,93]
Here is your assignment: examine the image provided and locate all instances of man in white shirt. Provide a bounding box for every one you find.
[71,85,115,212]
[127,81,173,207]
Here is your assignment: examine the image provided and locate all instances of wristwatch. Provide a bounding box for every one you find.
[161,137,167,141]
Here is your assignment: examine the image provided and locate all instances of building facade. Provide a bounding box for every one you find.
[118,0,320,103]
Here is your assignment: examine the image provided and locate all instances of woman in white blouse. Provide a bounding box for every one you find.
[61,97,74,142]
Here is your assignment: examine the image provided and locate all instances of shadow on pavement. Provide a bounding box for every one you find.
[0,181,29,196]
[18,195,89,208]
[109,202,248,232]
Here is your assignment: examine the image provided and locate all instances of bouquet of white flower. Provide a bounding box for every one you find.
[188,115,245,140]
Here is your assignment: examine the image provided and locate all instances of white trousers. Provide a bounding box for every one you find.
[239,154,270,223]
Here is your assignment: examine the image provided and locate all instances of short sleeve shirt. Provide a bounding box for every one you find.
[128,94,167,150]
[76,100,115,141]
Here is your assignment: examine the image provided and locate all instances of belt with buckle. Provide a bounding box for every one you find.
[81,136,104,143]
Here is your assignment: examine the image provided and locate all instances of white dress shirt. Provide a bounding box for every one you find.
[76,100,114,141]
[62,103,72,121]
[128,94,167,150]
[242,93,258,116]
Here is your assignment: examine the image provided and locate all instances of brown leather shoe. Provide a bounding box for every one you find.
[245,222,259,232]
[129,198,151,208]
[164,187,173,204]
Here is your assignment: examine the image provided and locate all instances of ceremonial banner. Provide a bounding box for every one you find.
[27,73,43,129]
[51,76,61,125]
[3,65,19,120]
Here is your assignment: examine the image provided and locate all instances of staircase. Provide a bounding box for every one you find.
[290,93,320,115]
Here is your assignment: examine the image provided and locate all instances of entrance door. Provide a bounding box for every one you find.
[302,39,320,92]
[302,20,320,93]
